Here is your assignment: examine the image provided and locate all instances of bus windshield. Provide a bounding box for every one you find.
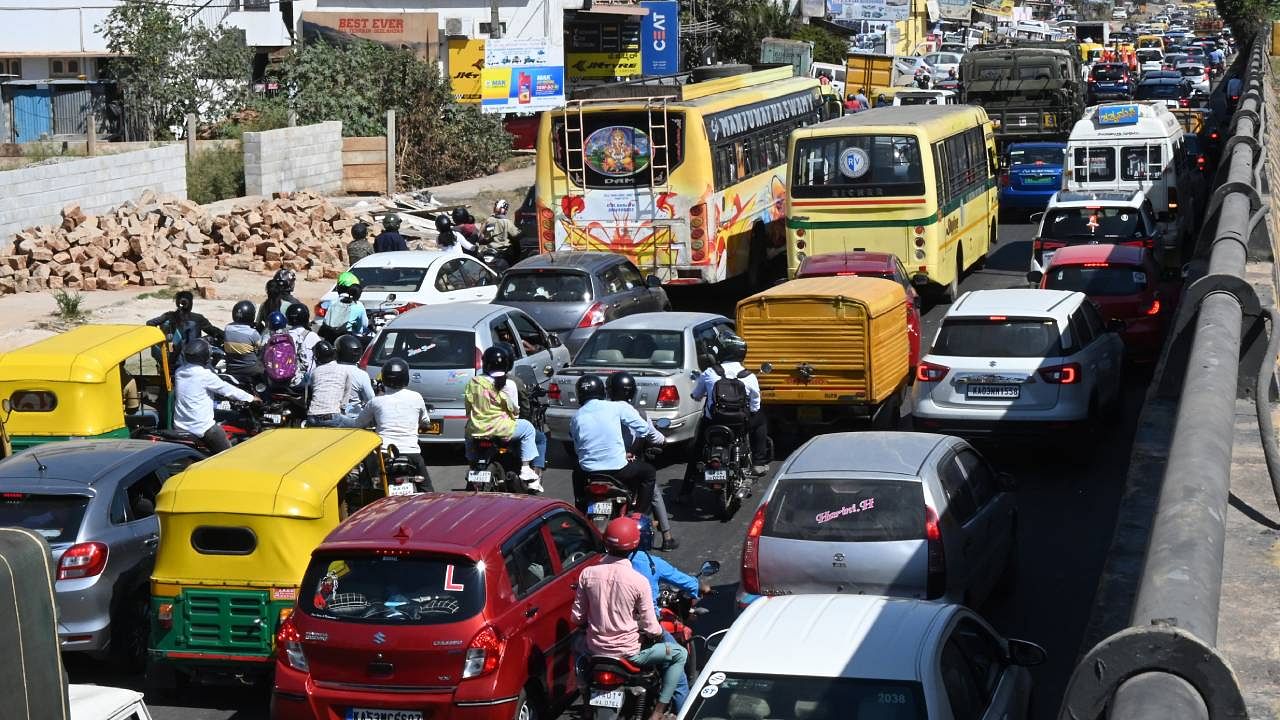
[791,135,925,197]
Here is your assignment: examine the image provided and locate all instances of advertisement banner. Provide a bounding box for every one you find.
[974,0,1014,17]
[640,1,680,75]
[299,12,439,62]
[481,38,566,114]
[448,38,485,104]
[568,51,643,79]
[937,0,973,19]
[827,0,910,22]
[567,17,643,80]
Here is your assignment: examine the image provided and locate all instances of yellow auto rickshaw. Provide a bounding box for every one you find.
[0,325,171,450]
[146,428,389,688]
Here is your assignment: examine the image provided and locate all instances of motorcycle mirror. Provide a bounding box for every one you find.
[759,362,774,375]
[386,293,397,303]
[700,560,721,577]
[653,418,672,431]
[514,365,538,385]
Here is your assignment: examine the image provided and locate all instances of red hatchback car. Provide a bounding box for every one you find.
[1031,243,1169,363]
[271,493,604,720]
[796,251,923,369]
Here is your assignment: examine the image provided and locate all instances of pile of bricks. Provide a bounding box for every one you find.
[5,190,356,297]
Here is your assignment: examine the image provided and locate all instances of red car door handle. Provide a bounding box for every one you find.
[526,606,540,618]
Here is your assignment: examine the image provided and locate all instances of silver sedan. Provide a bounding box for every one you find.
[544,312,737,446]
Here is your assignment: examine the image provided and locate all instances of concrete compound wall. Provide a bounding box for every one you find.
[0,144,186,250]
[243,121,343,197]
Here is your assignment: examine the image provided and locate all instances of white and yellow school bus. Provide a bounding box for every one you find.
[785,105,999,301]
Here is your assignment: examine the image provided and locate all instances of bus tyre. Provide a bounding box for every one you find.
[940,250,962,304]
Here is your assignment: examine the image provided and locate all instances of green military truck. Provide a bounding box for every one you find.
[960,45,1085,149]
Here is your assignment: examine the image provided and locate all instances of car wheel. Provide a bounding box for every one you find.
[513,687,540,720]
[113,592,150,673]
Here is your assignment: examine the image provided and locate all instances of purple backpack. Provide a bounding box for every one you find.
[263,332,299,383]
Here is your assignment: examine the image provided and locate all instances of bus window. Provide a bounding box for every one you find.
[792,135,925,197]
[1121,146,1163,181]
[549,113,685,189]
[1073,147,1116,182]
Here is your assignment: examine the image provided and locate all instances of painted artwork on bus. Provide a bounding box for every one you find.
[584,126,651,177]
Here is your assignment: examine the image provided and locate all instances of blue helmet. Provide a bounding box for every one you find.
[267,310,287,331]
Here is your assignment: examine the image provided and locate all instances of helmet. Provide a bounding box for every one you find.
[267,311,287,332]
[313,341,336,365]
[382,213,402,231]
[607,371,637,402]
[285,303,309,328]
[482,345,514,376]
[718,333,748,363]
[183,338,212,367]
[272,268,296,293]
[337,271,359,288]
[576,374,608,404]
[493,199,510,216]
[336,334,364,364]
[435,214,455,233]
[451,207,473,225]
[336,272,363,301]
[381,357,410,390]
[174,290,194,313]
[351,221,369,240]
[603,516,641,554]
[231,300,256,325]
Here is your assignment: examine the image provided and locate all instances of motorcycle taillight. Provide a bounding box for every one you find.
[587,482,612,495]
[593,669,625,687]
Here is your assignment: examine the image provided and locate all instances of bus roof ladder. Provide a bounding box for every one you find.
[562,99,588,190]
[645,96,671,196]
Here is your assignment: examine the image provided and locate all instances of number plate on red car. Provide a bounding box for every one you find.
[346,709,424,720]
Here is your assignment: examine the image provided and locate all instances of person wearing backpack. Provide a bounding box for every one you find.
[681,333,768,499]
[261,311,300,390]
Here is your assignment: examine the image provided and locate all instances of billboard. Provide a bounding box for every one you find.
[827,0,910,22]
[938,0,973,20]
[640,1,680,75]
[567,17,642,80]
[299,11,439,61]
[448,38,485,104]
[481,37,566,114]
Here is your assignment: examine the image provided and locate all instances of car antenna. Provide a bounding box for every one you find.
[30,453,46,473]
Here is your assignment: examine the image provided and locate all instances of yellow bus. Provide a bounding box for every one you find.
[534,67,837,287]
[785,105,998,301]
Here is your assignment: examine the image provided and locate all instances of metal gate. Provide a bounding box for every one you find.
[10,85,52,142]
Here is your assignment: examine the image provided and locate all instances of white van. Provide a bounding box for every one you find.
[892,89,958,105]
[810,61,847,98]
[1066,101,1188,224]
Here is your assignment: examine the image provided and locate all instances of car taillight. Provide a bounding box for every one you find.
[593,669,625,687]
[999,173,1009,187]
[275,612,309,672]
[158,602,173,630]
[1145,298,1162,316]
[655,386,679,408]
[463,626,504,679]
[1168,187,1178,211]
[548,382,561,402]
[916,360,949,383]
[1197,155,1206,171]
[313,302,327,319]
[690,203,707,262]
[740,503,767,596]
[357,341,375,369]
[925,506,946,599]
[57,541,108,580]
[1039,362,1081,384]
[577,302,607,329]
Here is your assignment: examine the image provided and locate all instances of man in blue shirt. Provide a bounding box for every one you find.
[569,374,664,514]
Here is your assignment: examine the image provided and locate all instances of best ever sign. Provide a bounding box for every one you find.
[640,1,679,76]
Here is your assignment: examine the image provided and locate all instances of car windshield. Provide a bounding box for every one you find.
[1045,264,1149,295]
[371,329,476,370]
[684,674,927,720]
[300,554,485,625]
[1091,65,1127,81]
[0,493,89,543]
[497,271,593,303]
[575,329,684,368]
[1042,207,1142,239]
[351,267,430,293]
[932,318,1063,357]
[1009,146,1065,166]
[1137,49,1163,60]
[1137,82,1183,99]
[766,478,925,542]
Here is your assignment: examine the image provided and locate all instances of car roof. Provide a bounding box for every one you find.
[1050,190,1145,206]
[949,288,1082,317]
[389,301,511,330]
[798,251,898,275]
[318,492,574,559]
[0,325,165,383]
[351,251,450,269]
[601,312,726,331]
[706,595,954,681]
[1048,243,1149,266]
[782,432,950,477]
[1140,76,1186,84]
[0,440,181,487]
[511,252,627,273]
[68,684,146,719]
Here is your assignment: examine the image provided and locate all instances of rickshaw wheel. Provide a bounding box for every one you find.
[144,657,189,700]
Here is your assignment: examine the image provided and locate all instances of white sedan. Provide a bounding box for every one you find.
[1176,62,1211,94]
[315,250,499,323]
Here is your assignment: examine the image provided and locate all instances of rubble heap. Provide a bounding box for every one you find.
[6,190,356,297]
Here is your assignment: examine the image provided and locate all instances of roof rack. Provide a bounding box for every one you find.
[570,72,695,101]
[568,64,795,101]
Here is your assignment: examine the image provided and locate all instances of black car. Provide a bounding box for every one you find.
[1135,77,1194,108]
[1087,63,1135,103]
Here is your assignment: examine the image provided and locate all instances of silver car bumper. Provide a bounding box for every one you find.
[545,407,702,445]
[56,576,115,653]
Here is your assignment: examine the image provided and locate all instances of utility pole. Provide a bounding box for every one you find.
[490,0,503,39]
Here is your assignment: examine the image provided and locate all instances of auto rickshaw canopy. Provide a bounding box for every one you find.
[0,324,165,383]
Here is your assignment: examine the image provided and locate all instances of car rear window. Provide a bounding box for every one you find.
[932,318,1063,357]
[300,554,485,625]
[576,329,684,368]
[1042,207,1142,240]
[684,674,926,720]
[1045,264,1148,295]
[351,267,430,293]
[371,329,476,370]
[766,479,925,542]
[1009,146,1064,166]
[497,271,593,303]
[0,492,88,543]
[1091,65,1126,81]
[1137,82,1183,99]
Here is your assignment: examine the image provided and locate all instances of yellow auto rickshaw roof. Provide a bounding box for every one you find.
[740,276,906,317]
[0,324,165,383]
[157,428,382,519]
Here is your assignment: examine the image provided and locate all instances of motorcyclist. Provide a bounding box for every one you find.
[146,290,223,371]
[306,341,374,427]
[257,269,301,327]
[335,334,376,414]
[285,303,321,384]
[571,517,687,720]
[347,221,374,265]
[435,214,477,257]
[609,371,678,551]
[681,333,769,499]
[480,198,521,266]
[505,361,549,477]
[452,207,481,245]
[173,339,258,453]
[345,357,432,488]
[222,299,265,389]
[570,374,663,515]
[374,214,409,253]
[318,272,369,342]
[464,344,543,492]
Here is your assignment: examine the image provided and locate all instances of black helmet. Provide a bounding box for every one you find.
[719,333,748,364]
[381,357,410,390]
[576,374,608,404]
[451,207,473,225]
[351,221,369,240]
[313,341,336,365]
[435,214,454,233]
[607,371,637,402]
[272,268,297,294]
[382,213,402,231]
[285,303,310,328]
[232,300,255,325]
[183,338,211,367]
[175,290,194,313]
[336,334,364,364]
[482,345,514,376]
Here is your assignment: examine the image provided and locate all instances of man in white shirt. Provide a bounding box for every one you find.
[334,334,376,413]
[307,341,375,426]
[683,333,770,497]
[345,357,433,490]
[172,339,257,453]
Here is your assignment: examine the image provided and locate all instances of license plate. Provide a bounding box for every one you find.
[966,384,1021,399]
[797,406,822,423]
[387,482,418,497]
[1023,176,1056,185]
[467,470,492,486]
[589,690,625,709]
[264,413,283,424]
[346,709,423,720]
[588,501,613,515]
[705,470,728,481]
[425,421,442,435]
[1041,251,1056,268]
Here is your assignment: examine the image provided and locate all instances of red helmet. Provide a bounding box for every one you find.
[604,517,641,554]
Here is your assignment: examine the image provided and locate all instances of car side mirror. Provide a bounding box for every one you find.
[1106,318,1127,333]
[2,399,10,415]
[548,332,563,348]
[700,560,722,577]
[645,274,662,288]
[1007,638,1047,667]
[1026,270,1044,285]
[386,293,397,302]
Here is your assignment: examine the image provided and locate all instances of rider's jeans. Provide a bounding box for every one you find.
[664,630,689,708]
[465,419,540,463]
[629,640,687,705]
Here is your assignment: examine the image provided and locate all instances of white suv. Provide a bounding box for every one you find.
[912,289,1125,436]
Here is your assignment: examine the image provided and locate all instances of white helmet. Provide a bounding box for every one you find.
[493,199,510,215]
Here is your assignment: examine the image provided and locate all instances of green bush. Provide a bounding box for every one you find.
[790,24,850,65]
[187,145,245,205]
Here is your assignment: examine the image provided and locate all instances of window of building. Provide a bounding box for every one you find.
[0,58,20,77]
[50,58,81,78]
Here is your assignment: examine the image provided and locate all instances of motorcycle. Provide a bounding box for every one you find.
[657,560,720,680]
[465,436,528,493]
[382,444,431,498]
[132,400,264,455]
[695,419,769,521]
[367,293,402,337]
[583,419,669,533]
[583,655,660,720]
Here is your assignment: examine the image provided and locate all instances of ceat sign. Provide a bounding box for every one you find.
[640,1,680,76]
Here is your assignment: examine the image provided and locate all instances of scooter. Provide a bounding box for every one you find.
[382,444,431,497]
[657,560,720,679]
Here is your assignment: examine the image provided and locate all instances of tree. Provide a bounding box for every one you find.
[790,24,852,64]
[100,0,252,140]
[688,0,794,63]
